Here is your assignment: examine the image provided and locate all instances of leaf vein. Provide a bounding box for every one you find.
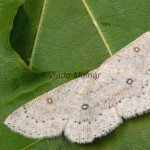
[29,0,47,68]
[82,0,113,57]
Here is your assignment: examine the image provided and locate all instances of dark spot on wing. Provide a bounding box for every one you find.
[23,105,26,109]
[126,78,133,85]
[133,47,140,52]
[82,104,89,110]
[47,98,53,104]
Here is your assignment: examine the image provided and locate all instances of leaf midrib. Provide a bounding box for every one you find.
[29,0,113,69]
[29,0,47,68]
[21,139,43,150]
[22,0,113,149]
[82,0,113,57]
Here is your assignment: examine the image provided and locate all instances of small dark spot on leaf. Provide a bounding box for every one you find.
[101,22,111,27]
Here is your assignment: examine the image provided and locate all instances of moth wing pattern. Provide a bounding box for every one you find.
[103,73,150,119]
[99,31,150,75]
[4,31,150,143]
[4,78,87,138]
[64,79,122,143]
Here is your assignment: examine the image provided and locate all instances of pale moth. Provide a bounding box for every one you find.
[4,31,150,143]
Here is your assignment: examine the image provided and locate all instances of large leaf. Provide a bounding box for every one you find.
[25,0,150,73]
[1,0,150,150]
[27,0,110,72]
[10,0,45,65]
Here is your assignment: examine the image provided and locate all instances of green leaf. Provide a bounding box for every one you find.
[84,0,150,52]
[1,0,150,150]
[10,0,45,65]
[27,0,110,72]
[19,0,150,73]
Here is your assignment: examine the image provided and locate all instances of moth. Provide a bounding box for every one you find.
[4,31,150,143]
